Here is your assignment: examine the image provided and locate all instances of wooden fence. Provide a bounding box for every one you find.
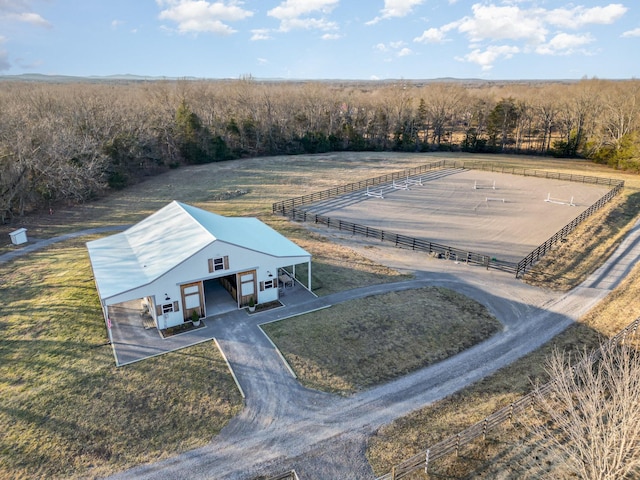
[272,159,624,278]
[515,182,624,276]
[376,316,640,480]
[272,159,623,215]
[272,160,447,215]
[286,207,519,274]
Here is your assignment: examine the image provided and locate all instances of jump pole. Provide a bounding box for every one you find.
[545,193,575,206]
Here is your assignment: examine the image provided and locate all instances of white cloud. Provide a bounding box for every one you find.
[251,28,271,40]
[460,45,519,71]
[0,1,28,14]
[157,0,253,35]
[536,33,593,55]
[322,33,341,40]
[257,57,268,65]
[374,40,412,57]
[367,0,424,25]
[546,3,628,29]
[7,11,51,27]
[414,27,446,44]
[111,19,124,29]
[622,27,640,38]
[268,0,339,32]
[419,2,629,71]
[457,4,546,44]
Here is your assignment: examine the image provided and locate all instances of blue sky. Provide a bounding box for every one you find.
[0,1,638,80]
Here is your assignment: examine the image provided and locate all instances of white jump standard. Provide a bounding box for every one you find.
[404,175,424,186]
[485,197,505,203]
[365,186,384,198]
[473,180,496,190]
[545,192,575,206]
[392,179,411,190]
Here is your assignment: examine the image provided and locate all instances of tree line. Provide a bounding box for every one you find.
[0,77,638,222]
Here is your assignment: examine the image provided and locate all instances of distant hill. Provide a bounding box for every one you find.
[0,73,582,86]
[0,73,200,83]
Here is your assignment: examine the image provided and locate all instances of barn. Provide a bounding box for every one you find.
[86,201,311,331]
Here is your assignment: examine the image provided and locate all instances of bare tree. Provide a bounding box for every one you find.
[530,344,640,480]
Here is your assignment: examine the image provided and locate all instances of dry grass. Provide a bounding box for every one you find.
[366,321,604,479]
[0,238,243,479]
[263,287,501,394]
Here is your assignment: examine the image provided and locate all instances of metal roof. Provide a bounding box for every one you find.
[86,201,310,301]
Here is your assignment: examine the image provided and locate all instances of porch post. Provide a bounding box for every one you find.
[307,259,312,291]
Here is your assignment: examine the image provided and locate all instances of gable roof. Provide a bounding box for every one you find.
[86,201,310,301]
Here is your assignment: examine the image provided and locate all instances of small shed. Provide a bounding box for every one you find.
[9,228,28,245]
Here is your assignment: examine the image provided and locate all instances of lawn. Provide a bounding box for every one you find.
[262,287,502,395]
[0,238,243,479]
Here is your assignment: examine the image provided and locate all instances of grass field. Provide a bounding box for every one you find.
[1,152,638,479]
[262,287,502,395]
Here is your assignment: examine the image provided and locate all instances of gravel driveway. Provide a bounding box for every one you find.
[105,218,640,480]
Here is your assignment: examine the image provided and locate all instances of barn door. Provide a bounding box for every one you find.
[237,270,257,307]
[181,282,204,321]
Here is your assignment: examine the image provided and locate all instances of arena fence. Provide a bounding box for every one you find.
[515,182,624,277]
[376,315,640,480]
[285,207,518,274]
[272,160,624,277]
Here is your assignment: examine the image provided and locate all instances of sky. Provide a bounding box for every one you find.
[0,0,638,80]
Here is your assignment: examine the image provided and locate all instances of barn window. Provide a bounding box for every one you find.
[208,255,229,273]
[260,279,276,291]
[162,303,174,314]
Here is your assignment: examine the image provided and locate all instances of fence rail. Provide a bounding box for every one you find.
[288,207,518,274]
[272,160,447,215]
[515,183,624,276]
[377,315,640,480]
[272,159,623,215]
[272,159,623,277]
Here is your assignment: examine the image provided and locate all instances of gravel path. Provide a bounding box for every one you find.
[104,218,640,480]
[4,221,638,480]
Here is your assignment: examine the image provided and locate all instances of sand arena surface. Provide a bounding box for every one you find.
[304,168,611,264]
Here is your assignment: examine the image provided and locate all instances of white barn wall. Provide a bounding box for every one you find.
[104,240,308,329]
